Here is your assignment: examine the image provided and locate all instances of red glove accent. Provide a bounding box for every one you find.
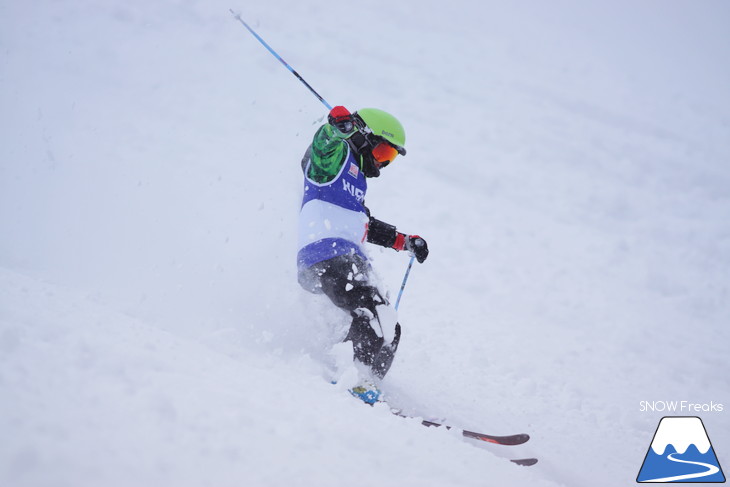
[392,232,407,251]
[329,106,351,121]
[328,106,354,135]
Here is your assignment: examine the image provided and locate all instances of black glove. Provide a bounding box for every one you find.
[405,235,429,263]
[328,106,354,135]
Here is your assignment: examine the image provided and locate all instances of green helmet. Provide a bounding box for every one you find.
[355,108,406,156]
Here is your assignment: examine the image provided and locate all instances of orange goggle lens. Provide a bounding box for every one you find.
[371,142,399,164]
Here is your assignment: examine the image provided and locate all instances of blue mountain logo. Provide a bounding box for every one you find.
[637,416,725,483]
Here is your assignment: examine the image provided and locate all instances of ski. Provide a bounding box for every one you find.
[419,418,531,446]
[348,390,538,465]
[511,458,538,466]
[389,410,530,446]
[404,413,537,466]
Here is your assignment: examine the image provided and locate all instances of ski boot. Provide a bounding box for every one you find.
[349,380,382,405]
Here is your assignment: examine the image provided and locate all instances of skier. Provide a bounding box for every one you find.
[297,106,428,400]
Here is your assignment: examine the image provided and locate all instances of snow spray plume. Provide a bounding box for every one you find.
[229,10,333,110]
[394,255,416,311]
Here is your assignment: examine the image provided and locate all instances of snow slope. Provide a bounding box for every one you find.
[1,1,729,486]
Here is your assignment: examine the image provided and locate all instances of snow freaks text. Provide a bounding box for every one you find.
[639,401,724,413]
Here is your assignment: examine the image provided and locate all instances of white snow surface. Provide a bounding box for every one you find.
[1,1,729,486]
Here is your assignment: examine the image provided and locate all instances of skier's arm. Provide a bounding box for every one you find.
[366,217,398,247]
[366,215,429,263]
[305,124,349,183]
[304,106,358,182]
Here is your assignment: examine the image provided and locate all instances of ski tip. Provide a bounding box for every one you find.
[511,458,538,467]
[500,433,530,445]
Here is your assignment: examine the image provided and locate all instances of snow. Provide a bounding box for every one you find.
[1,1,729,486]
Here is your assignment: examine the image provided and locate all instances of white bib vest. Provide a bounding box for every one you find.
[297,145,369,269]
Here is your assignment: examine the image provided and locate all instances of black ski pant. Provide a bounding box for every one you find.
[298,253,400,379]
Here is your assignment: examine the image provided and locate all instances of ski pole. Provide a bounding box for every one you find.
[229,10,333,110]
[394,255,416,311]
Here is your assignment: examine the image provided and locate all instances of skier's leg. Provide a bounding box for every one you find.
[313,254,401,378]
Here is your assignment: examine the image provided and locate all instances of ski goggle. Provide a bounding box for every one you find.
[371,141,400,165]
